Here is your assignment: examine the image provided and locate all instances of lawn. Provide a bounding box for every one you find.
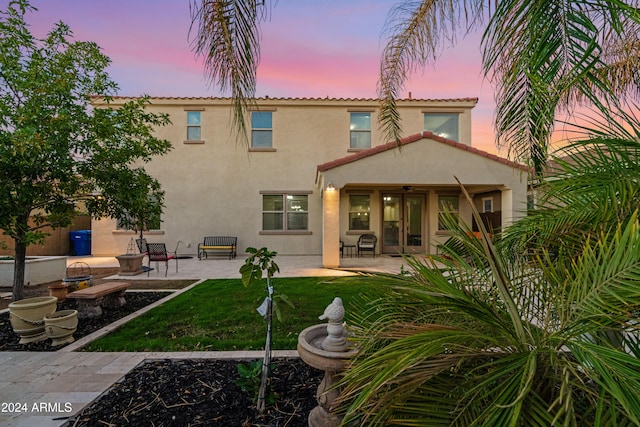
[85,276,388,352]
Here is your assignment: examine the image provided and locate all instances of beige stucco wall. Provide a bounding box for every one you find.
[90,97,523,257]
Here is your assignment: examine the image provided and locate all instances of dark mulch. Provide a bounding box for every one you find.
[0,292,169,351]
[62,357,323,427]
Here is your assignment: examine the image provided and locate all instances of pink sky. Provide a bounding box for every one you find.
[25,0,500,154]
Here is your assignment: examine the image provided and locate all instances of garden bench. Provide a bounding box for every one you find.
[67,281,130,319]
[198,236,237,260]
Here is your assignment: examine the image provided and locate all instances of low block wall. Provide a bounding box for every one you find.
[0,256,67,287]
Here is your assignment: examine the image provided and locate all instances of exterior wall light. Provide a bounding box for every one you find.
[326,183,335,191]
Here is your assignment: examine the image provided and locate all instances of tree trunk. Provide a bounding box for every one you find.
[12,239,27,301]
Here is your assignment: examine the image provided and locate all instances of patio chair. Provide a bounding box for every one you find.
[357,234,377,258]
[136,238,148,255]
[146,243,178,277]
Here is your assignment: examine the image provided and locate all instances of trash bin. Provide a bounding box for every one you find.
[69,230,92,256]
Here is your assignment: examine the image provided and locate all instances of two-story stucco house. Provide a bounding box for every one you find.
[91,96,529,267]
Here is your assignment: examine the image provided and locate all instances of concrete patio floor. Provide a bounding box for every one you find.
[77,252,413,279]
[0,254,415,426]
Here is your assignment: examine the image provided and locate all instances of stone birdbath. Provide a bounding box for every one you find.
[297,297,358,427]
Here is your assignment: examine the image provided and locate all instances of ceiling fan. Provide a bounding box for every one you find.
[385,185,428,193]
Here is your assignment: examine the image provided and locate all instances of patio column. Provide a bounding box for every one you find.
[501,188,514,227]
[322,185,340,268]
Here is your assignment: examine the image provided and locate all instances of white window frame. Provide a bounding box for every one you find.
[482,197,494,213]
[251,111,273,148]
[348,194,370,230]
[424,112,459,142]
[186,111,201,141]
[350,112,371,149]
[261,193,310,233]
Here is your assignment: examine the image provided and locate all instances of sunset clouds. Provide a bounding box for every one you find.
[25,0,501,153]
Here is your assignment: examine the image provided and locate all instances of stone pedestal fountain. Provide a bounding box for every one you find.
[298,297,358,427]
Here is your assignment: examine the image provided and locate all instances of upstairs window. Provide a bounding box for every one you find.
[424,113,459,142]
[252,112,273,148]
[186,111,201,141]
[350,112,371,149]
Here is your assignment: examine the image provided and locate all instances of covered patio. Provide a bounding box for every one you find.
[316,132,529,268]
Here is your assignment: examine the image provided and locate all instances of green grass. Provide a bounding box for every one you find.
[85,276,388,352]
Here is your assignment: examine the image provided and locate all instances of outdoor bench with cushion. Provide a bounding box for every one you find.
[67,281,130,319]
[198,236,237,260]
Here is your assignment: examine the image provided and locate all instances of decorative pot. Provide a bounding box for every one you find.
[116,253,145,276]
[44,309,78,346]
[62,275,93,292]
[48,283,69,302]
[8,296,58,344]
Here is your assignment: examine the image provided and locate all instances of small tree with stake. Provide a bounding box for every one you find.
[239,246,292,414]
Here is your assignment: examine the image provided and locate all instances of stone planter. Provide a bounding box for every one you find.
[8,296,58,344]
[116,253,145,276]
[44,309,78,346]
[0,256,67,287]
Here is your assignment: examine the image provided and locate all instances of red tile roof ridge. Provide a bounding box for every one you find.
[317,131,529,173]
[94,95,479,103]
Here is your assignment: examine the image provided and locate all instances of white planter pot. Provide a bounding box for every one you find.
[44,309,78,346]
[8,296,58,344]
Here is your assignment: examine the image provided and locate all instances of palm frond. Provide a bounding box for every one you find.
[482,0,640,172]
[340,181,640,425]
[377,0,487,144]
[189,0,271,145]
[501,135,640,261]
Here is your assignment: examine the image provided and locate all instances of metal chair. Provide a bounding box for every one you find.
[146,243,178,276]
[357,234,377,258]
[136,238,148,255]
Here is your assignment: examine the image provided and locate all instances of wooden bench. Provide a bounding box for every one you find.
[198,236,237,260]
[67,281,130,319]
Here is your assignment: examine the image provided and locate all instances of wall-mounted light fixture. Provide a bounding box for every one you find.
[326,183,335,191]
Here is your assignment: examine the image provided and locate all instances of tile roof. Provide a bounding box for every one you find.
[317,131,530,174]
[99,96,479,103]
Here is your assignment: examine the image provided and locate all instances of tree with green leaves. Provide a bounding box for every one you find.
[189,0,640,173]
[0,1,171,300]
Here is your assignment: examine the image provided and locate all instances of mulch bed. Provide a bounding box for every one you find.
[0,292,169,351]
[62,358,323,427]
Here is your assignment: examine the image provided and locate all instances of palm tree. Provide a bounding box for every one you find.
[336,183,640,425]
[189,0,640,172]
[500,107,640,261]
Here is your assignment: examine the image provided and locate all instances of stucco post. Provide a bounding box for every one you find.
[322,186,340,268]
[501,188,513,227]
